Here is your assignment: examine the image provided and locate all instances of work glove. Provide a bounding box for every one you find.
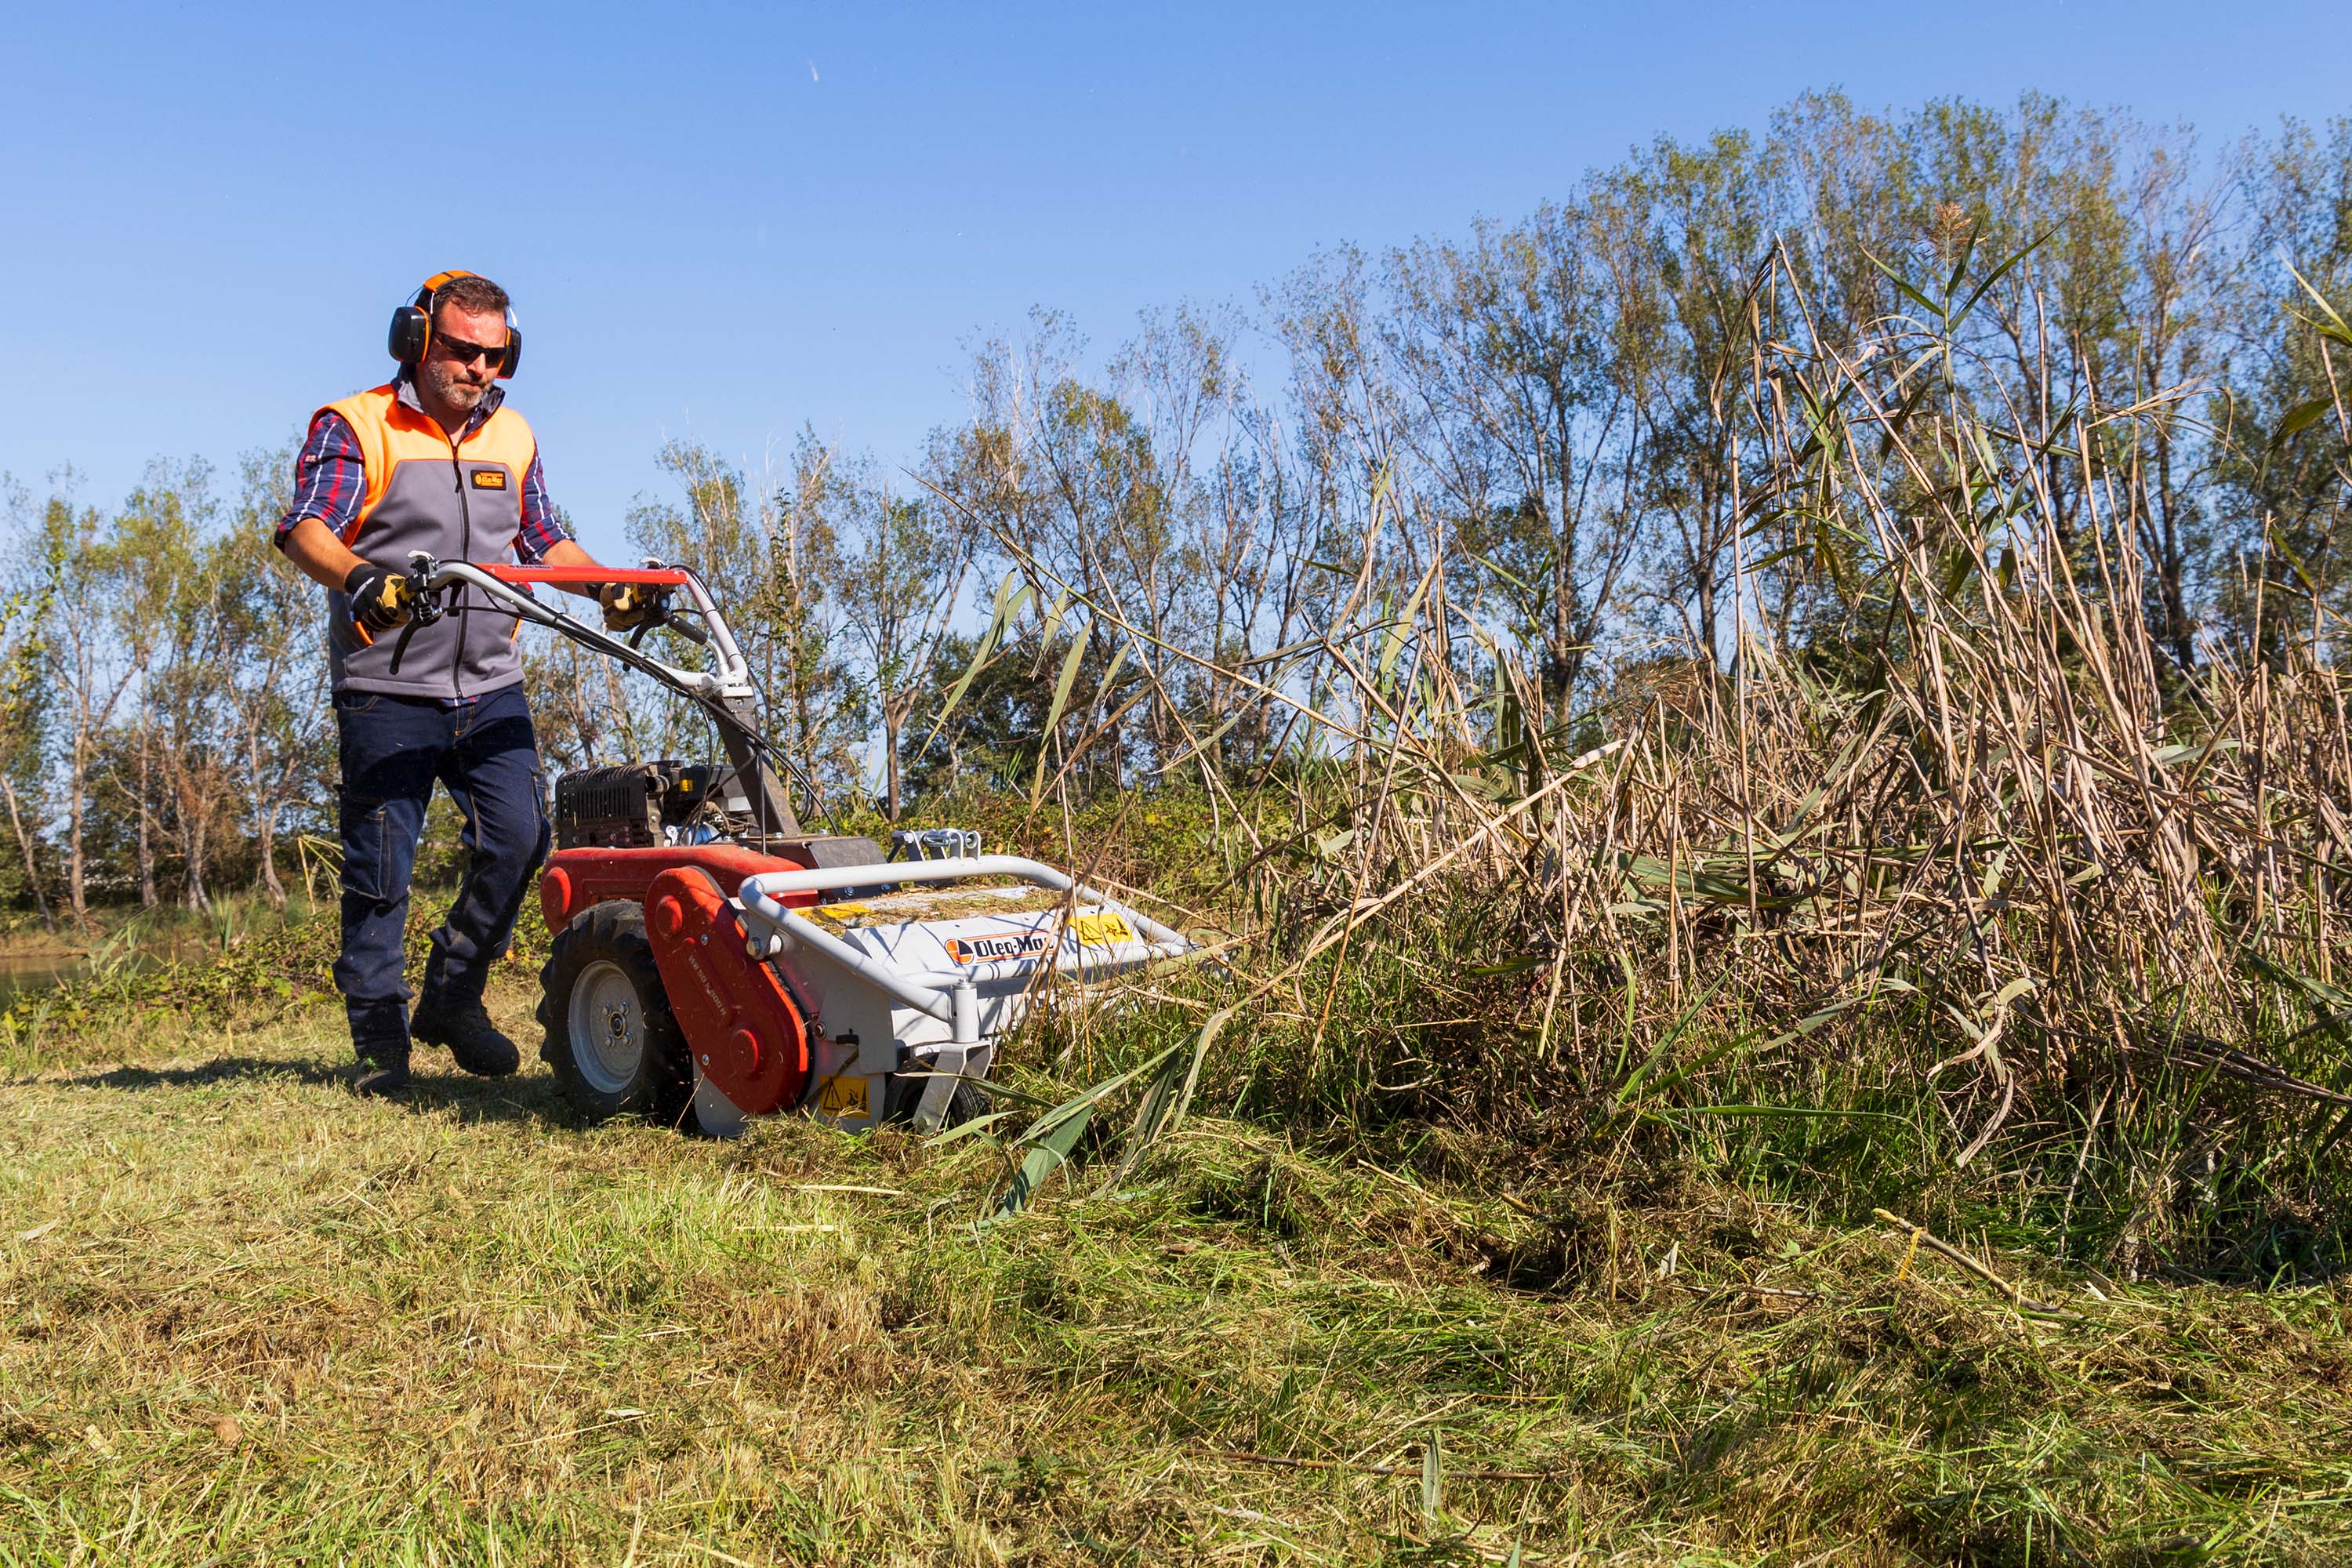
[600,581,654,631]
[344,563,413,637]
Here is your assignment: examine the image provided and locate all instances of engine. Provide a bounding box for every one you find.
[553,760,731,848]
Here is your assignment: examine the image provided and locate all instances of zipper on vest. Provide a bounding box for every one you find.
[448,428,472,699]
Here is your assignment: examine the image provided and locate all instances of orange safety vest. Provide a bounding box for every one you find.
[318,382,539,699]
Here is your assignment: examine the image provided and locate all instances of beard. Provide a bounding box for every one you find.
[422,361,490,414]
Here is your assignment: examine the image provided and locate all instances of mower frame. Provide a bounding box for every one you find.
[388,553,1195,1138]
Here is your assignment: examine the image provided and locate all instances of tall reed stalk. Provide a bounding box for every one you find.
[972,237,2352,1279]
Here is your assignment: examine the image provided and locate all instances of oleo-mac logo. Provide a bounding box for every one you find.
[944,930,1054,964]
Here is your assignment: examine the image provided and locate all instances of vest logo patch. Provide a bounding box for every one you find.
[470,468,510,490]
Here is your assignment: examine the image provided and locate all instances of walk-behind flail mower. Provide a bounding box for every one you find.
[383,554,1193,1136]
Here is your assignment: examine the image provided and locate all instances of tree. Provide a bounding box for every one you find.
[112,459,239,910]
[27,480,138,922]
[220,447,330,908]
[0,556,56,928]
[1385,202,1640,717]
[620,437,866,803]
[833,472,973,821]
[2215,114,2352,665]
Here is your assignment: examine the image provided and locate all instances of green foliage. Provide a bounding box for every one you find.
[0,882,551,1073]
[900,624,1142,801]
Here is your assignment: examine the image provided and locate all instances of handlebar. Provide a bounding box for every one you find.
[369,555,740,684]
[353,552,822,840]
[478,564,693,586]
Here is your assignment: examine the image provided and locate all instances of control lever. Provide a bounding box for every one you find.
[387,553,446,676]
[623,590,710,649]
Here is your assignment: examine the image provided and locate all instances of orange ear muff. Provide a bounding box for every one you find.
[389,270,478,365]
[387,297,430,364]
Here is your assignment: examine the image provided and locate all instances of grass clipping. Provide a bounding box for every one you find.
[5,995,2352,1563]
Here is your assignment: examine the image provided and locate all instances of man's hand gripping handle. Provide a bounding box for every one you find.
[344,562,415,644]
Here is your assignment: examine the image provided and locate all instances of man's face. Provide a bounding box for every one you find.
[418,302,508,418]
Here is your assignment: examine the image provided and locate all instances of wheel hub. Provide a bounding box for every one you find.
[567,960,644,1095]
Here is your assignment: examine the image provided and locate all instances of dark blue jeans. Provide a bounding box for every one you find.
[333,683,550,1050]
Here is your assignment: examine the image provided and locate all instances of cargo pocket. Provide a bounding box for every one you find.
[337,788,392,902]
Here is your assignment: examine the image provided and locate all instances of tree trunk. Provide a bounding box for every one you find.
[256,800,287,912]
[247,724,288,910]
[1,776,55,933]
[66,750,86,923]
[884,710,903,822]
[260,826,286,908]
[136,717,158,910]
[184,796,210,913]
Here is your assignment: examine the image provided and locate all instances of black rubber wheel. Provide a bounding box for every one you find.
[886,1069,994,1129]
[537,901,692,1124]
[946,1077,993,1128]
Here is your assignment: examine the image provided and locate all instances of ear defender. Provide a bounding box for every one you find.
[387,269,522,378]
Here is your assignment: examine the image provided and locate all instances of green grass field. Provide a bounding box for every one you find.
[5,971,2350,1566]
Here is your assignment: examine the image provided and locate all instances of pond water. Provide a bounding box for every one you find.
[0,949,100,1008]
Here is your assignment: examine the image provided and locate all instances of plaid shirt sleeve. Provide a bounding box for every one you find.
[274,410,365,548]
[514,448,570,563]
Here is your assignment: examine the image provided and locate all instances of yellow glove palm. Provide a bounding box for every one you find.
[599,582,654,631]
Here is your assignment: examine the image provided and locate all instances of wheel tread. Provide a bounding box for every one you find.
[538,900,692,1124]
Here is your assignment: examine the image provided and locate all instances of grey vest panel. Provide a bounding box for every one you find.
[326,452,531,698]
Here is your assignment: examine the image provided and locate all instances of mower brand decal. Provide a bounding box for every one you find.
[470,468,509,489]
[1069,911,1136,946]
[945,929,1054,964]
[816,1073,869,1118]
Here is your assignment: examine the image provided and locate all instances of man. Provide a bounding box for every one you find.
[277,270,648,1095]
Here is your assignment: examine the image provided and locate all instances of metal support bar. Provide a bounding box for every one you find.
[746,900,954,1024]
[739,856,1187,946]
[912,1045,967,1133]
[892,942,1192,990]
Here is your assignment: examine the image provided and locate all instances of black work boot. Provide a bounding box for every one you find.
[409,997,521,1078]
[353,1040,412,1098]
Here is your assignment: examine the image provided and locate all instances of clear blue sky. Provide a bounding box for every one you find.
[4,2,2343,560]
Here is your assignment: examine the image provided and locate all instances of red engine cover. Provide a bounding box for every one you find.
[540,844,817,936]
[642,866,811,1117]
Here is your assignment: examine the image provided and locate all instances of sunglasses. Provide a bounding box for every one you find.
[434,332,509,367]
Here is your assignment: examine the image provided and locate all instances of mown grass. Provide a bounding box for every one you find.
[5,970,2350,1565]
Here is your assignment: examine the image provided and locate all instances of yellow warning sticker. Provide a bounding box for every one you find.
[816,1073,870,1119]
[1069,911,1137,946]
